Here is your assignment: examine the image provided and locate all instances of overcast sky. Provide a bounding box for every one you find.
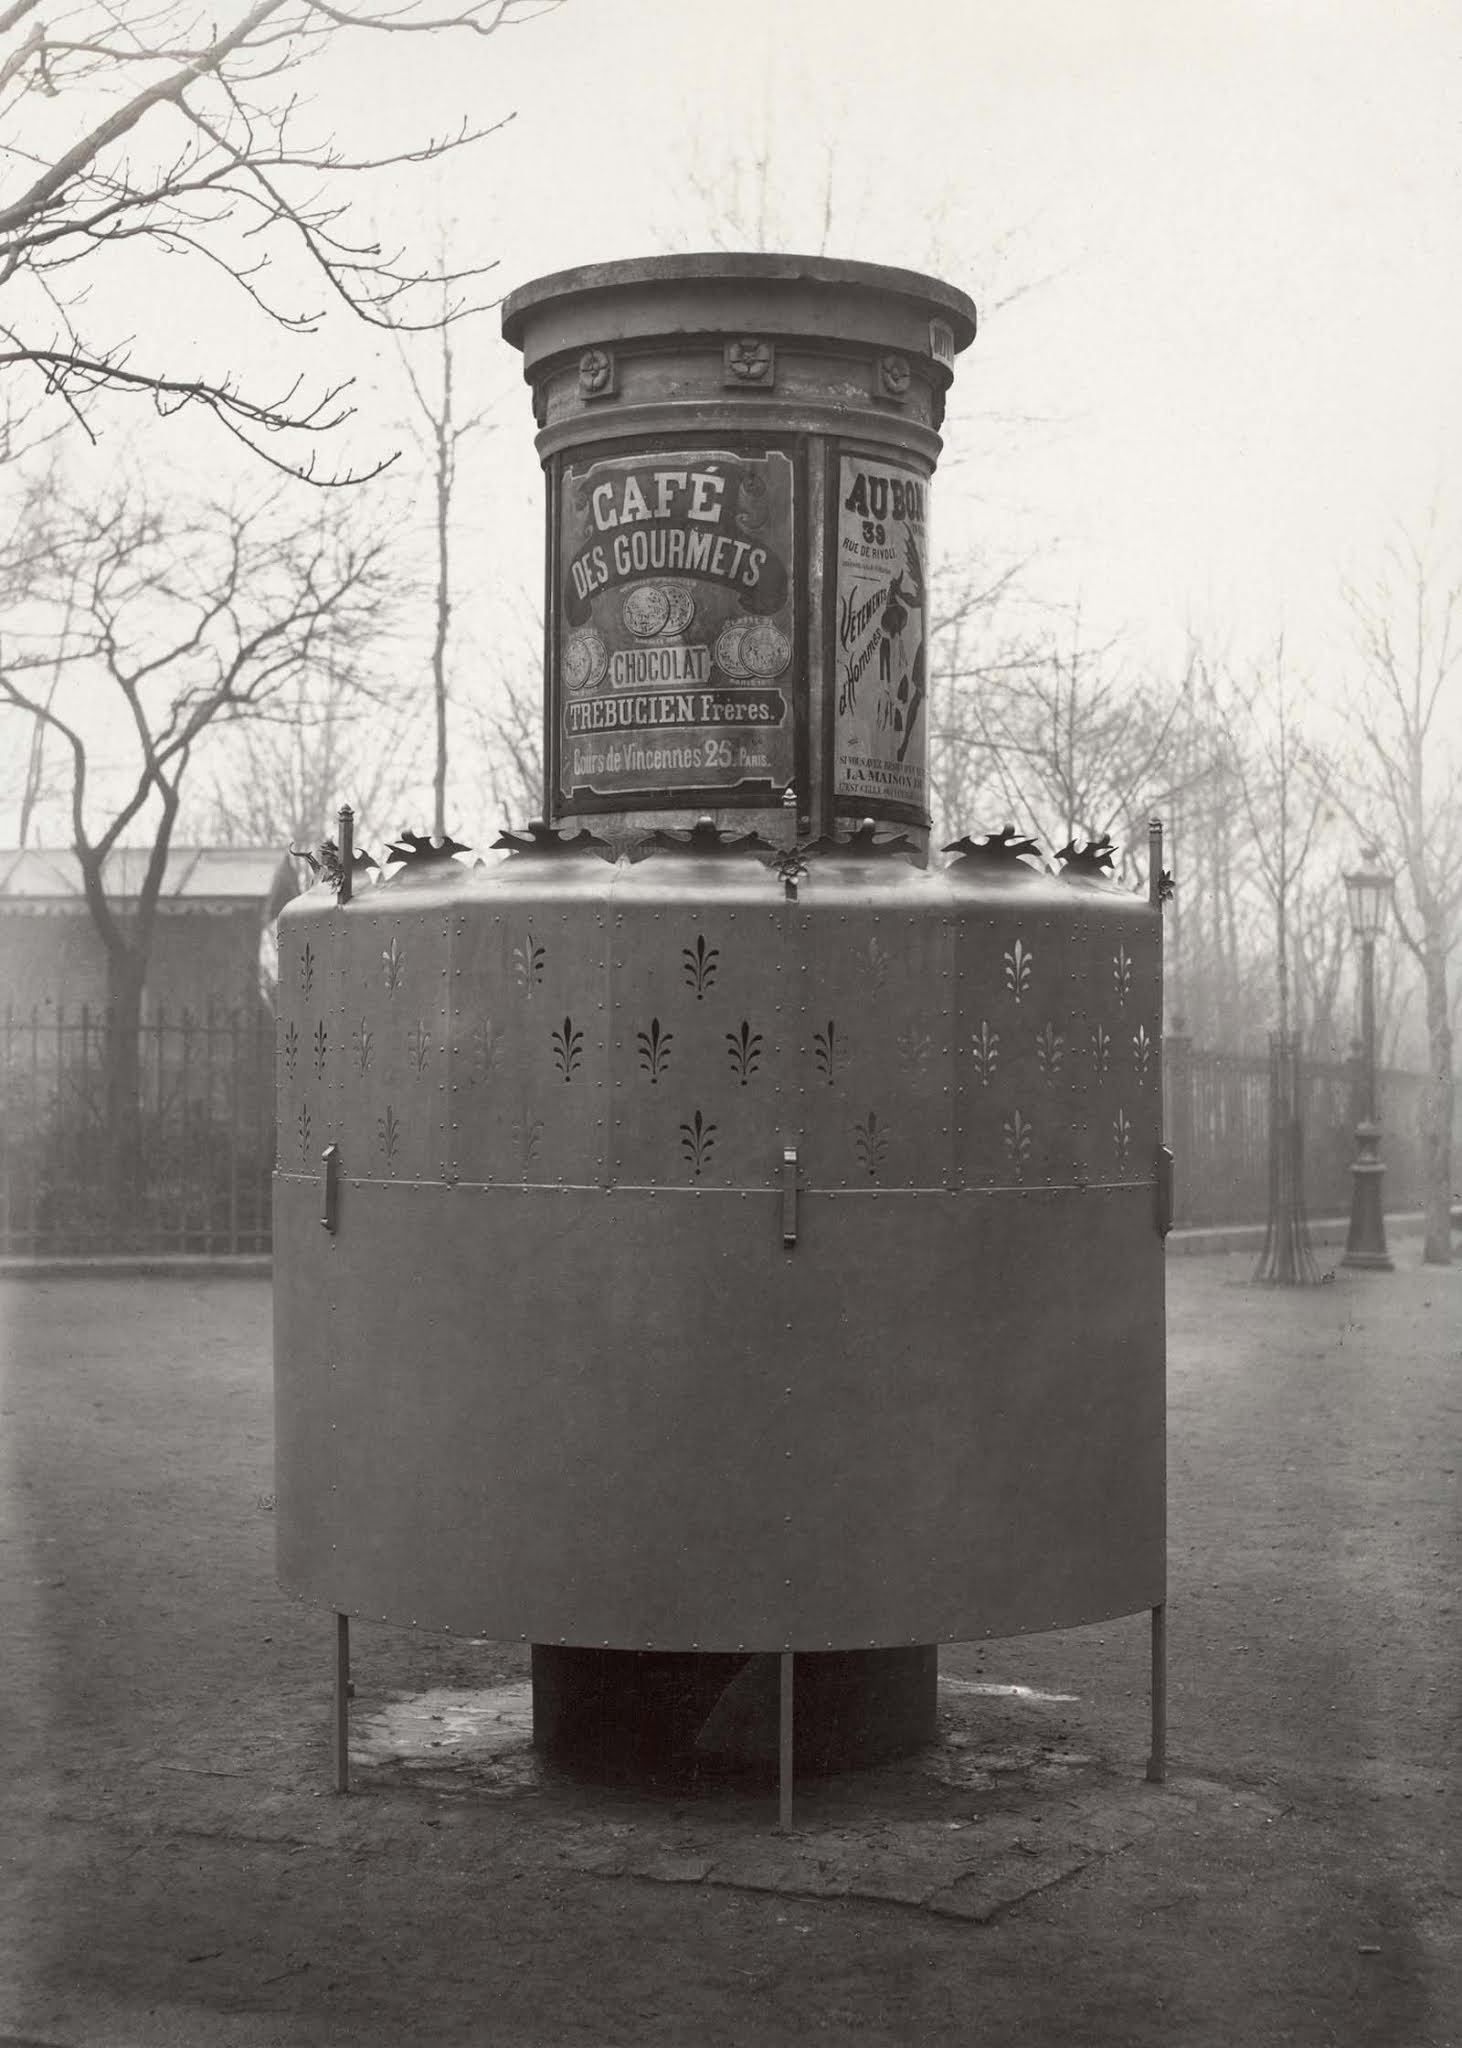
[6,0,1460,841]
[440,0,1462,682]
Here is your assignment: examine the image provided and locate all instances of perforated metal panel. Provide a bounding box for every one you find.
[275,846,1167,1652]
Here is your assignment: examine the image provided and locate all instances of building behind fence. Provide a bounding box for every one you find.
[0,1007,1439,1255]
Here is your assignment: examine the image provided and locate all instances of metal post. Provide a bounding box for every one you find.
[333,1612,350,1793]
[337,805,355,905]
[778,1650,794,1831]
[1343,935,1392,1270]
[1146,1603,1166,1783]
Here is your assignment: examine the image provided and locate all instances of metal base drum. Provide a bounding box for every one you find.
[530,1643,939,1785]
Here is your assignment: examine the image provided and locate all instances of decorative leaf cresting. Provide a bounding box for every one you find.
[1113,946,1132,1004]
[382,935,404,992]
[1035,1023,1065,1076]
[679,1110,717,1177]
[1132,1025,1153,1079]
[297,1101,312,1162]
[1113,1108,1132,1170]
[1004,937,1033,1003]
[378,1105,400,1164]
[283,1021,299,1080]
[299,942,314,1001]
[971,1021,999,1086]
[312,1019,328,1078]
[682,933,720,1000]
[1090,1023,1112,1075]
[637,1017,673,1083]
[853,1111,888,1178]
[552,1016,584,1081]
[726,1019,763,1085]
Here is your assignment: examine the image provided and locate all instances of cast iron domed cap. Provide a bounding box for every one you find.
[501,251,977,373]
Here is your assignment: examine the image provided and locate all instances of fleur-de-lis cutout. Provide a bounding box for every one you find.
[513,1109,544,1172]
[971,1021,999,1086]
[1091,1023,1112,1075]
[726,1019,763,1085]
[679,1109,717,1177]
[813,1020,844,1083]
[470,1019,503,1082]
[1113,1107,1132,1170]
[283,1021,299,1079]
[552,1015,584,1081]
[378,1104,400,1163]
[897,1024,933,1070]
[865,936,890,989]
[513,929,545,995]
[637,1017,673,1083]
[1003,1108,1032,1171]
[297,1100,312,1161]
[1004,938,1033,1003]
[682,933,720,999]
[352,1018,373,1075]
[1035,1023,1065,1076]
[407,1019,432,1073]
[382,935,404,992]
[853,1111,888,1178]
[312,1018,329,1078]
[1113,946,1132,1003]
[1132,1025,1153,1079]
[299,942,314,1001]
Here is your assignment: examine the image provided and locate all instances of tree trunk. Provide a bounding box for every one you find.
[1419,930,1454,1265]
[104,946,146,1248]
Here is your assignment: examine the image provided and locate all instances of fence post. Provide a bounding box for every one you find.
[1163,1021,1194,1229]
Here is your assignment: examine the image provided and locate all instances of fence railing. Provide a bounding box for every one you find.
[1163,1037,1430,1229]
[0,1007,1436,1255]
[0,1004,274,1258]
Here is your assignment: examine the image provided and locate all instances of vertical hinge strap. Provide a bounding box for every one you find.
[321,1143,340,1234]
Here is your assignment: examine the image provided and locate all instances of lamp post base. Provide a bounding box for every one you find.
[1341,1123,1392,1271]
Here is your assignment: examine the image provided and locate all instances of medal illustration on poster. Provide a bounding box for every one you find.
[557,450,796,805]
[834,457,929,815]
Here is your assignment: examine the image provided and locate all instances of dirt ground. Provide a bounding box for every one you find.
[0,1252,1458,2048]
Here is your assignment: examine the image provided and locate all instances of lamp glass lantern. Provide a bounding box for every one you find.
[1344,858,1393,944]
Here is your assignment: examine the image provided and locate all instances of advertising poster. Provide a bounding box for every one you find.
[833,455,930,815]
[557,449,796,805]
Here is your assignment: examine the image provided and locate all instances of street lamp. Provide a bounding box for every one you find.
[1341,849,1394,1271]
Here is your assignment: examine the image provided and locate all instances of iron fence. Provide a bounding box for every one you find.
[0,1004,274,1257]
[0,1006,1438,1254]
[1163,1037,1430,1229]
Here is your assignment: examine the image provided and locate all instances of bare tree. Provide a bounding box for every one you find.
[0,466,393,1223]
[196,658,423,859]
[397,291,493,834]
[1336,522,1462,1264]
[0,0,556,477]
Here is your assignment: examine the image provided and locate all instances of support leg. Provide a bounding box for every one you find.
[1145,1602,1166,1784]
[333,1611,350,1795]
[778,1650,794,1832]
